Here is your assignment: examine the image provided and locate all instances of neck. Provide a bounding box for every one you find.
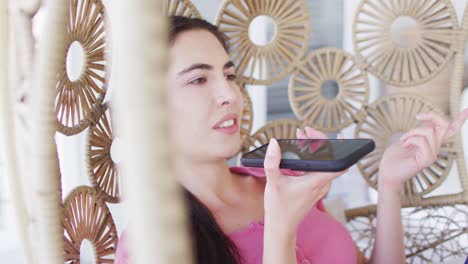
[175,156,240,209]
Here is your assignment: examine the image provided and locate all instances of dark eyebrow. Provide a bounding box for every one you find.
[224,61,235,69]
[177,63,213,77]
[177,61,235,78]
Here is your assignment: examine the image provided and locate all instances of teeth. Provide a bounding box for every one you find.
[219,119,235,128]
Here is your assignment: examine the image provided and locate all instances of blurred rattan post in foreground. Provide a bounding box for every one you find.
[31,0,69,263]
[0,1,33,263]
[453,2,468,201]
[113,0,193,263]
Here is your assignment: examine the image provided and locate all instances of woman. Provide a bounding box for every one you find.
[115,16,468,264]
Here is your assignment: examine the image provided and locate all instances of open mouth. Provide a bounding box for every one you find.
[216,118,236,128]
[213,114,239,134]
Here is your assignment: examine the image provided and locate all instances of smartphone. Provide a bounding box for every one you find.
[241,139,375,172]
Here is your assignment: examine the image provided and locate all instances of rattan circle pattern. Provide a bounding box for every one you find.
[216,0,311,85]
[63,186,118,263]
[355,94,454,196]
[242,119,306,153]
[289,47,369,132]
[353,0,457,86]
[163,0,201,18]
[87,103,120,203]
[240,83,254,141]
[56,0,107,135]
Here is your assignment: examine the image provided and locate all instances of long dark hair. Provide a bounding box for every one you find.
[169,16,241,264]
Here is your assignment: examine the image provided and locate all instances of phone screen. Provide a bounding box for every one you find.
[242,139,372,161]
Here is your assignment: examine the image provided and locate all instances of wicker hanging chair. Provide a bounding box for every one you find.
[345,2,468,261]
[63,186,119,263]
[215,0,311,85]
[289,47,370,132]
[355,94,455,200]
[353,0,458,87]
[163,0,201,18]
[87,103,120,203]
[55,0,108,136]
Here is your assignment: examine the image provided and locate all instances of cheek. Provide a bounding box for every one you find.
[235,86,244,108]
[170,88,206,112]
[239,92,245,112]
[168,88,211,135]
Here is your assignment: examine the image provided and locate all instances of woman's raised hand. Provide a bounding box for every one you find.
[378,108,468,193]
[263,127,347,237]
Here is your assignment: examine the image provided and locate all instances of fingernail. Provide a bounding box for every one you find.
[266,138,277,156]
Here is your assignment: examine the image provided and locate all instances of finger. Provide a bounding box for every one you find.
[296,128,307,139]
[312,182,331,200]
[297,169,348,190]
[402,135,437,168]
[319,182,331,198]
[296,129,308,148]
[400,127,438,155]
[337,133,344,139]
[416,112,449,129]
[297,177,332,202]
[305,126,328,139]
[303,127,327,152]
[446,108,468,138]
[416,112,450,142]
[293,173,336,193]
[264,138,282,184]
[309,139,326,153]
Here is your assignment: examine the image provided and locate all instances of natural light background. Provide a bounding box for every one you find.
[0,0,467,263]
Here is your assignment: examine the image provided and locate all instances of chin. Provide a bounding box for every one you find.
[228,145,242,159]
[217,138,243,159]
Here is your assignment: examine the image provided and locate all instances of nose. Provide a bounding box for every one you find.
[214,77,239,107]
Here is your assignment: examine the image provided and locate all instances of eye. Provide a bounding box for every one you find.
[188,77,207,85]
[226,74,237,81]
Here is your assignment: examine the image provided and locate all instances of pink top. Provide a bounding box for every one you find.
[114,167,357,264]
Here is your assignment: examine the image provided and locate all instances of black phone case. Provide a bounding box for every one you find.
[240,139,376,172]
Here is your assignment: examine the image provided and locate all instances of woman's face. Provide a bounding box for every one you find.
[167,29,243,161]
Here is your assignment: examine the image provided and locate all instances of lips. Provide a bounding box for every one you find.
[213,113,239,135]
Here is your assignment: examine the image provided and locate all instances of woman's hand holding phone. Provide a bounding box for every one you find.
[262,127,348,264]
